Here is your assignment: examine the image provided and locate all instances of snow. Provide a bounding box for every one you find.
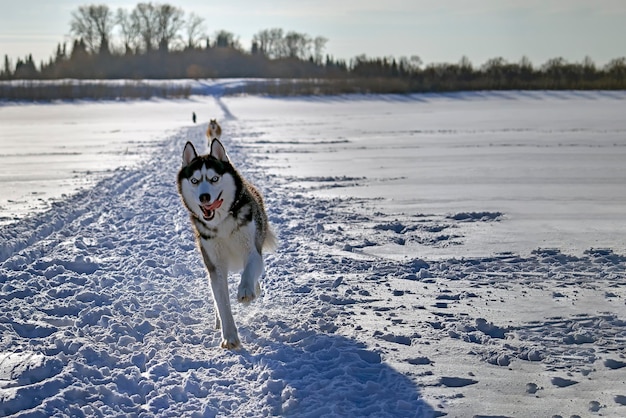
[0,98,211,225]
[1,90,626,417]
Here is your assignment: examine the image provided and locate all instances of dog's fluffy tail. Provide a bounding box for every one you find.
[263,228,279,253]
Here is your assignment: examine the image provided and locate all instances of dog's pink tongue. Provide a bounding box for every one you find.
[206,199,223,211]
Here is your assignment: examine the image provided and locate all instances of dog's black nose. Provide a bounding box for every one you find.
[199,193,211,203]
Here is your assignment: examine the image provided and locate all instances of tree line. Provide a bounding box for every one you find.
[1,2,626,97]
[1,2,330,80]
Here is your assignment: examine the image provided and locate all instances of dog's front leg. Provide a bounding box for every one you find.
[238,250,264,303]
[201,245,241,349]
[209,269,241,349]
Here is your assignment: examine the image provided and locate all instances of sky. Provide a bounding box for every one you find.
[0,0,625,69]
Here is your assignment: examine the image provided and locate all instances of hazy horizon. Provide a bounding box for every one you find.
[1,0,625,68]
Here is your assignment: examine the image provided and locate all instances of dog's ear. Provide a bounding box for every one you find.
[182,141,198,166]
[210,139,229,162]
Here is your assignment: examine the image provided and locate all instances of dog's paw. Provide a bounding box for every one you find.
[237,281,261,304]
[220,336,241,350]
[220,326,241,349]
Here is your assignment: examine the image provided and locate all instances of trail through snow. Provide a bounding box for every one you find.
[0,122,434,417]
[1,93,625,417]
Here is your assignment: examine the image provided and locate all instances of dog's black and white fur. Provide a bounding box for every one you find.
[177,139,276,349]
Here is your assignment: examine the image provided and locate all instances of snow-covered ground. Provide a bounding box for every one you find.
[0,98,210,225]
[1,91,625,417]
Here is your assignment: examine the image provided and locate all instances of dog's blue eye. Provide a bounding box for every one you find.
[210,176,219,183]
[190,178,199,185]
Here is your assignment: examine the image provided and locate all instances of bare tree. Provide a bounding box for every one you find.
[313,36,327,64]
[267,28,284,57]
[116,8,140,54]
[184,12,206,49]
[410,55,423,70]
[459,55,472,70]
[70,4,114,54]
[155,4,184,52]
[252,29,271,56]
[541,57,567,78]
[252,28,325,61]
[519,56,533,70]
[283,31,311,59]
[131,2,159,52]
[605,57,626,75]
[582,56,595,71]
[252,28,285,58]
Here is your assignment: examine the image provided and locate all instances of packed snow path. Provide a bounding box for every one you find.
[1,100,626,417]
[0,125,434,417]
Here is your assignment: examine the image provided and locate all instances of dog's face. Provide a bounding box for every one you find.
[178,140,236,225]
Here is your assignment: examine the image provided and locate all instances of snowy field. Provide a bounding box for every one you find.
[1,91,625,417]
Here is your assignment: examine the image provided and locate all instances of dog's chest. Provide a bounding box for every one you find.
[199,221,256,272]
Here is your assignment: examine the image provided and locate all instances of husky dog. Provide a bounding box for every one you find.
[177,139,276,349]
[206,119,222,142]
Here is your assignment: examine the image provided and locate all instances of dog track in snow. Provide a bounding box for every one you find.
[1,121,626,417]
[269,192,626,375]
[244,124,626,415]
[0,125,435,417]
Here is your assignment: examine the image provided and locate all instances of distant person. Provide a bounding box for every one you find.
[192,112,197,123]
